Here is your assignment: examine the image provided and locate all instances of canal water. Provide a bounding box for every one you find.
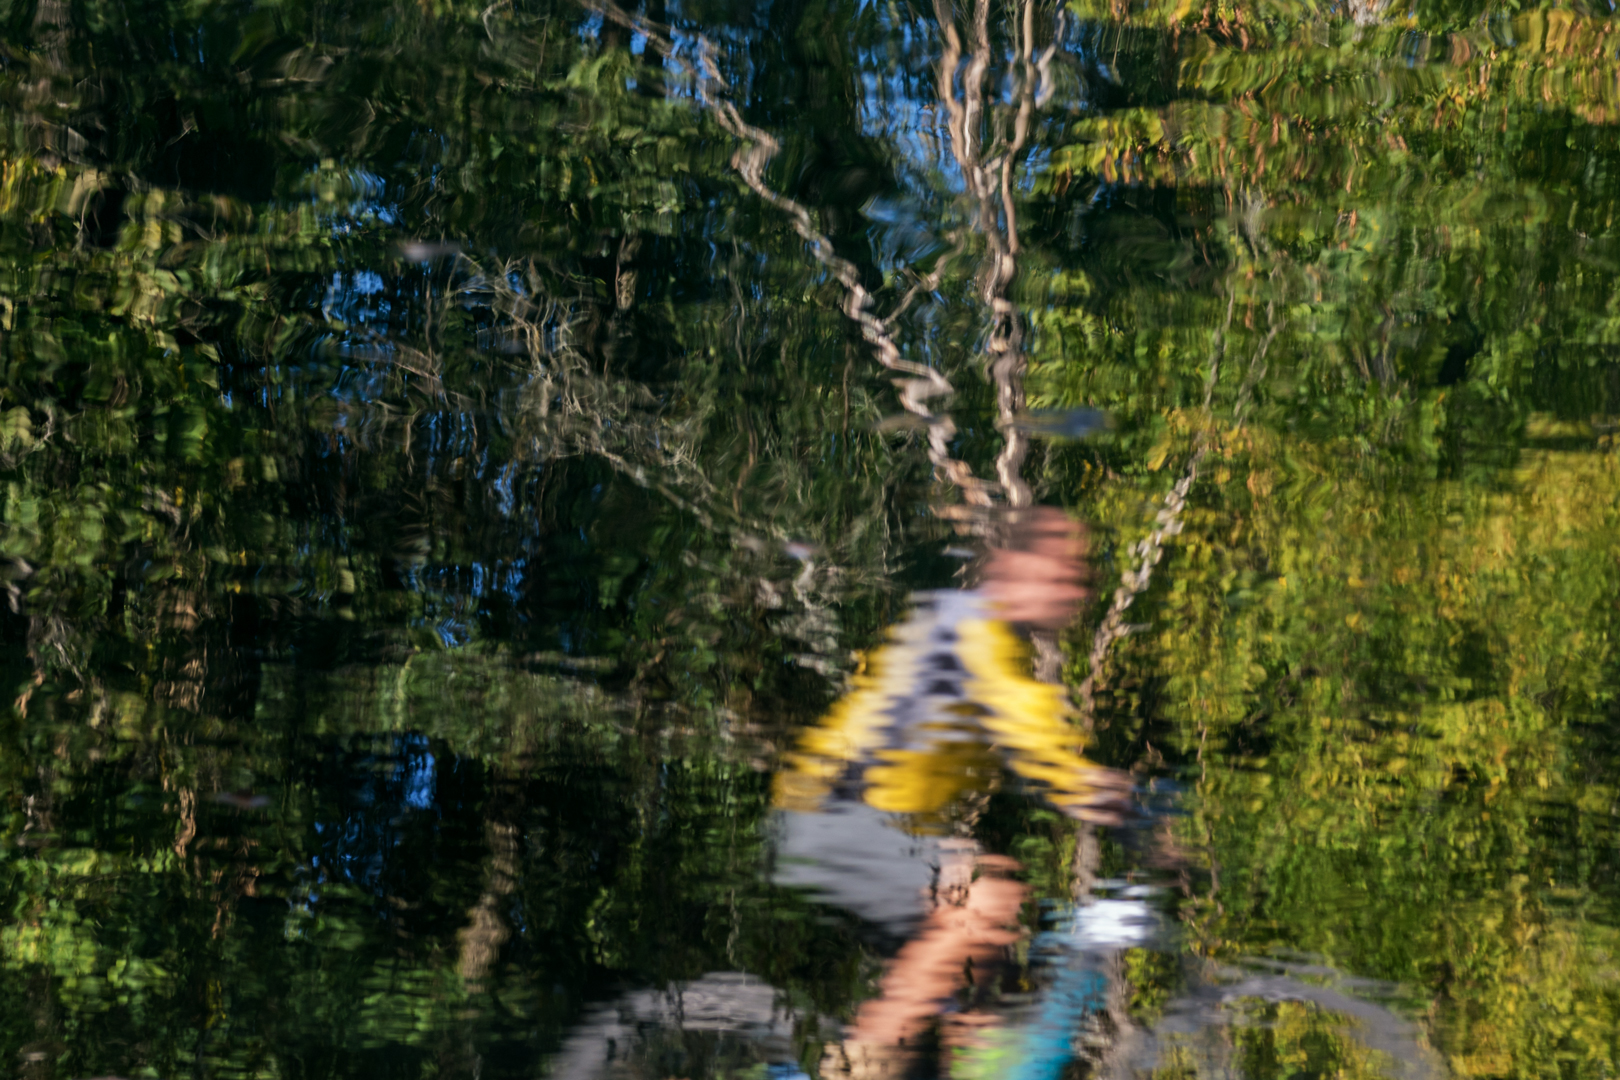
[3,0,1620,1075]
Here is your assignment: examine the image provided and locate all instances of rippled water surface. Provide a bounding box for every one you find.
[5,0,1620,1075]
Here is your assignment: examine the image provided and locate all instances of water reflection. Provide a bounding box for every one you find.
[8,0,1620,1066]
[1107,956,1445,1080]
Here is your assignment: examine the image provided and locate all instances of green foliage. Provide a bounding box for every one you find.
[6,0,1620,1072]
[0,0,954,1071]
[1028,0,1620,1073]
